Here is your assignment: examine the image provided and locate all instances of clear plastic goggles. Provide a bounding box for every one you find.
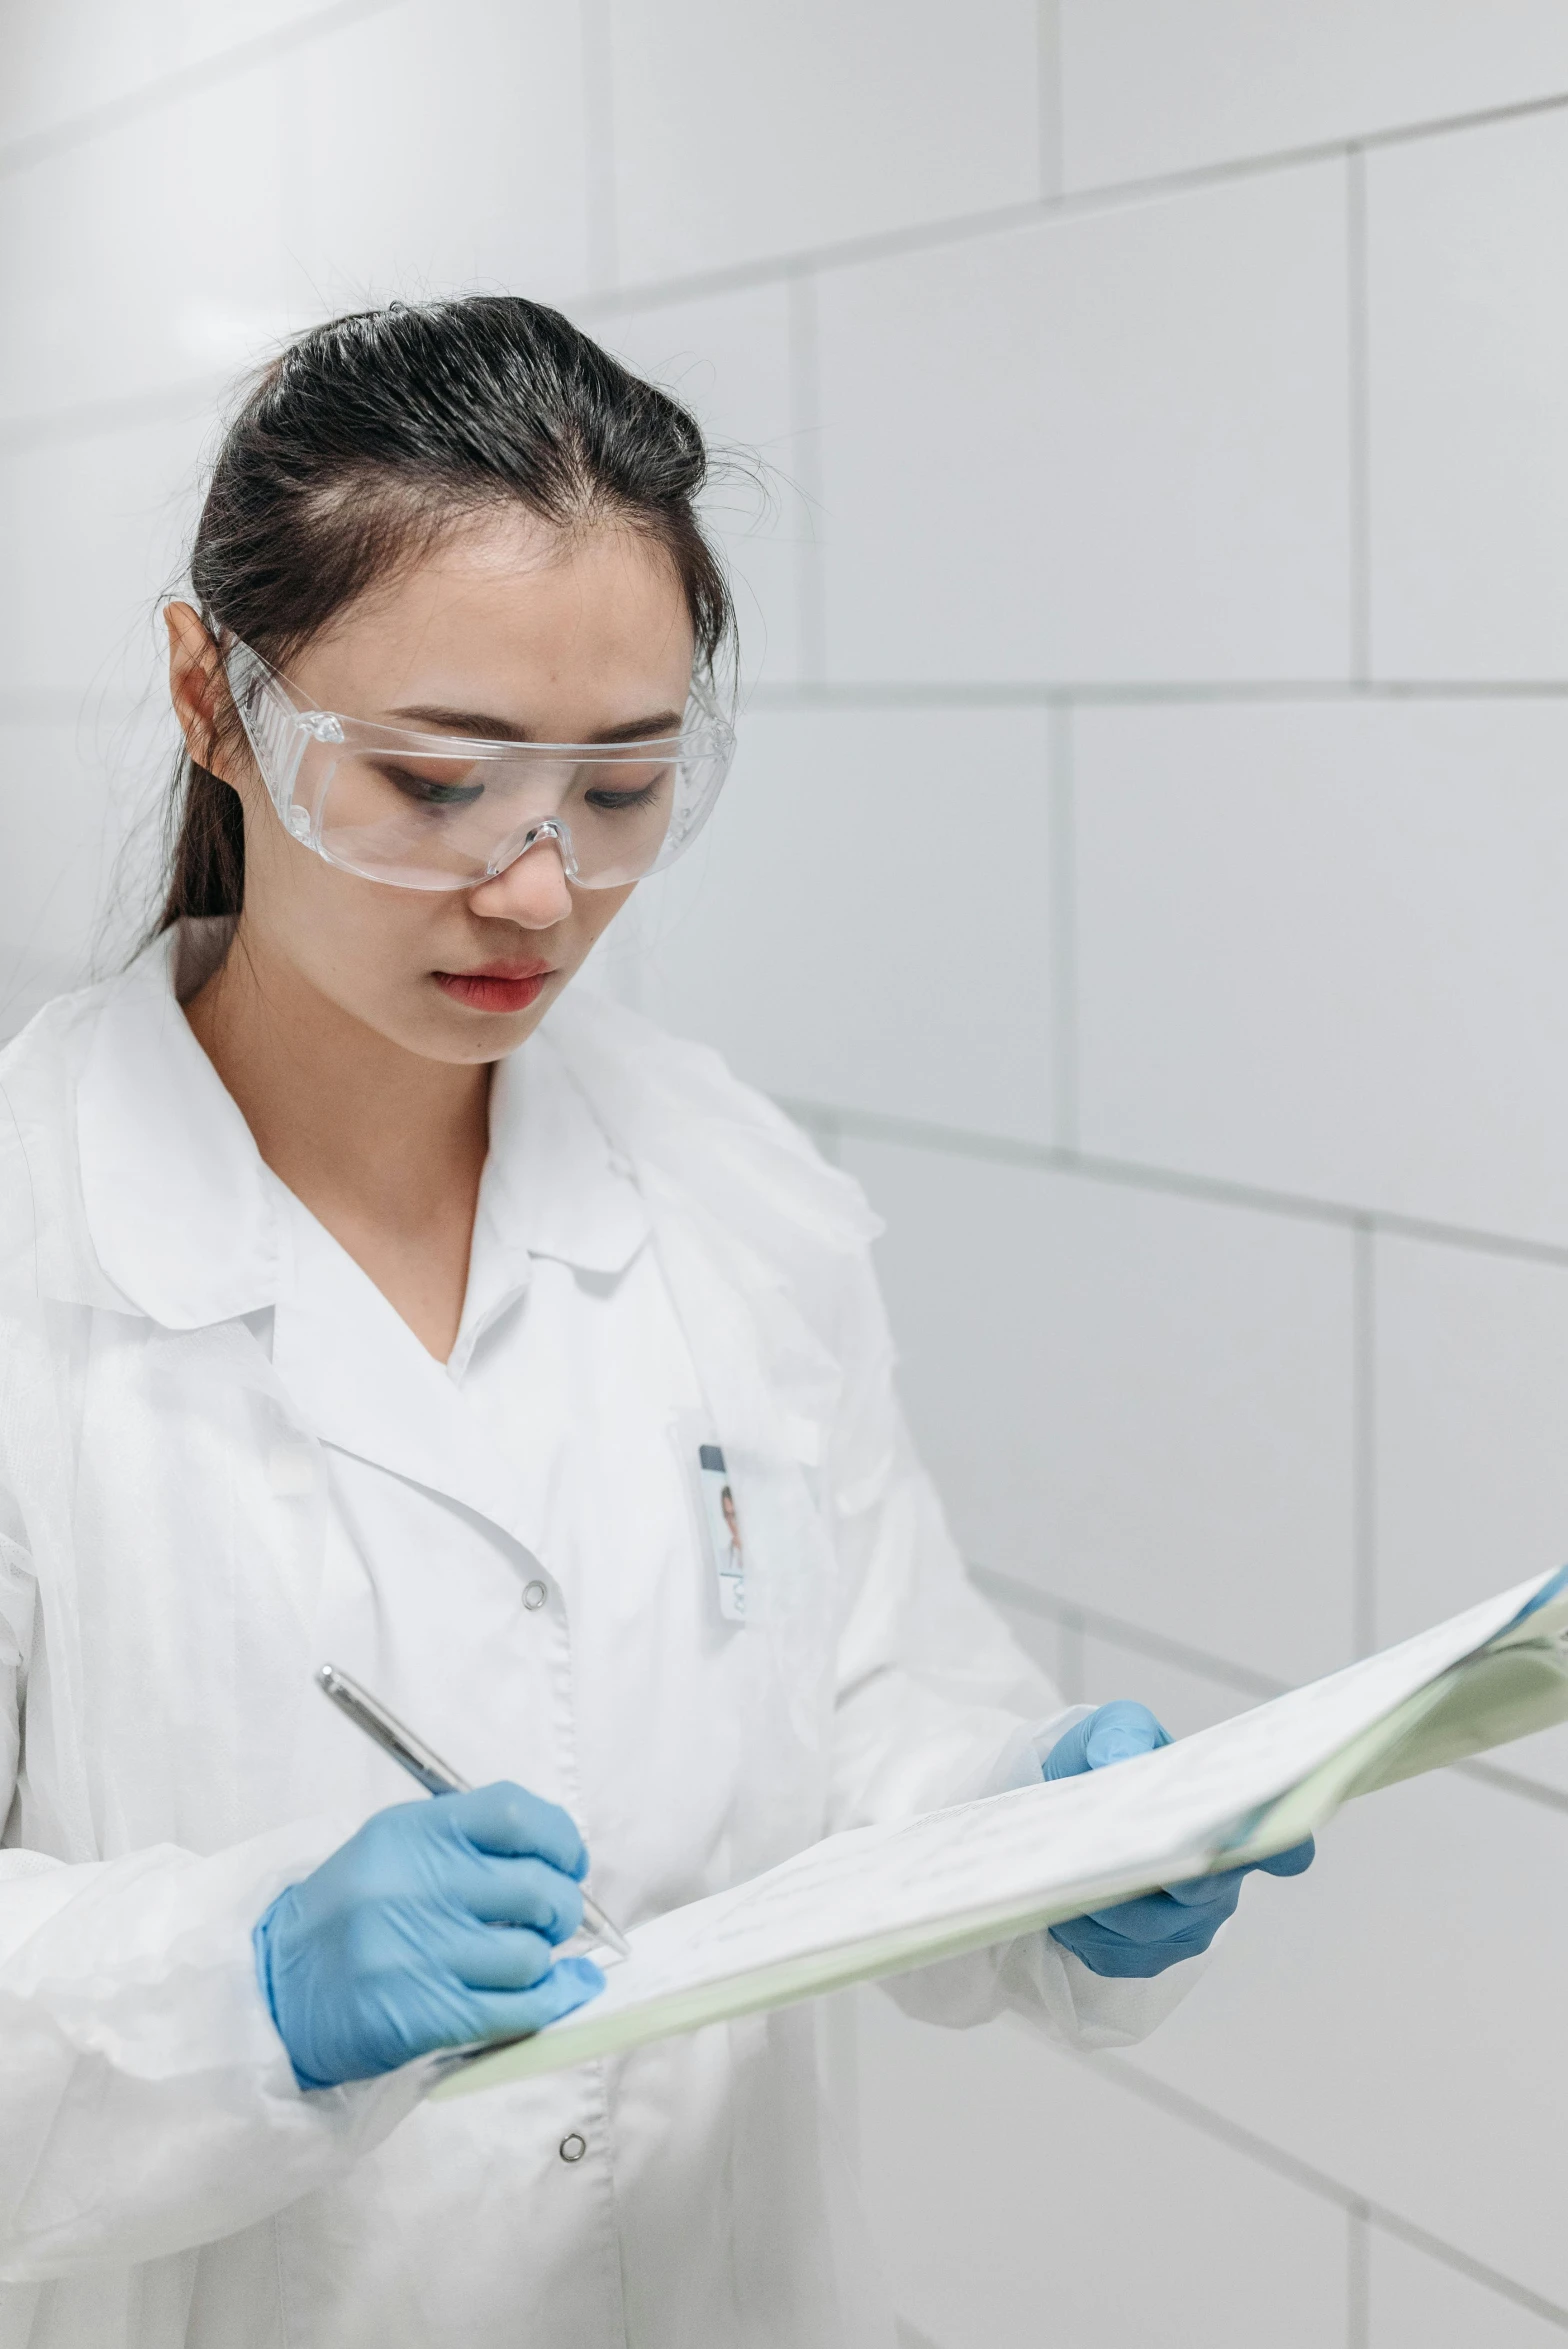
[221,634,737,893]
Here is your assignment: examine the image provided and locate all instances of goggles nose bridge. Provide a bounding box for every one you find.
[485,815,580,885]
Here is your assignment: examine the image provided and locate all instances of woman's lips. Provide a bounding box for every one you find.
[434,963,554,1014]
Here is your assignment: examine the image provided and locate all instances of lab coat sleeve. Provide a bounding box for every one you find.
[822,1251,1211,2049]
[0,1532,421,2282]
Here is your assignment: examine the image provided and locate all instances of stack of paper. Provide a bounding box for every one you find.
[432,1566,1568,2102]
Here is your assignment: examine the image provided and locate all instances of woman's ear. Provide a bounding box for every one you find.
[165,602,243,785]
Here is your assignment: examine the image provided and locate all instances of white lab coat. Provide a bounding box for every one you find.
[0,923,1202,2347]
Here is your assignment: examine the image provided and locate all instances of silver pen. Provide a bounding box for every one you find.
[317,1662,632,1962]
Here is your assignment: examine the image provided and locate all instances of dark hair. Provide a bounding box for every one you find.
[157,295,734,932]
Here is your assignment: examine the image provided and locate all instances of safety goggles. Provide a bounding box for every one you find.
[220,633,737,893]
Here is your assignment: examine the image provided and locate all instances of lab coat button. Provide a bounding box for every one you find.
[558,2133,587,2164]
[522,1580,548,1611]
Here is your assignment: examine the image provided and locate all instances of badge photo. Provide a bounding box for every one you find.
[697,1442,747,1622]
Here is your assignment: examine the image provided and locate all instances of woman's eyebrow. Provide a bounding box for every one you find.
[386,703,685,743]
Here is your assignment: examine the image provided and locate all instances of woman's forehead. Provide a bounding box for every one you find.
[299,518,695,725]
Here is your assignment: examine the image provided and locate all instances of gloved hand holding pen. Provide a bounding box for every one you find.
[254,1785,605,2090]
[1042,1702,1316,1978]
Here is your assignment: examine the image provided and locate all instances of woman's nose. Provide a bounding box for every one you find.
[467,833,574,928]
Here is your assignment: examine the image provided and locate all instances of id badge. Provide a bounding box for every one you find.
[697,1441,747,1622]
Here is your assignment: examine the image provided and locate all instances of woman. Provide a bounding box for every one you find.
[0,297,1309,2346]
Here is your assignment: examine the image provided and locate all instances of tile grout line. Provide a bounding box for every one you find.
[786,275,827,684]
[1347,2200,1372,2349]
[579,0,619,297]
[973,1562,1288,1700]
[797,1102,843,1167]
[1046,706,1077,1150]
[569,86,1568,321]
[1346,146,1372,685]
[1036,0,1064,203]
[2,30,1564,210]
[1075,2049,1568,2333]
[5,33,1567,287]
[0,0,403,179]
[0,378,237,454]
[1352,1220,1378,1658]
[794,1088,1568,1271]
[975,1562,1568,1818]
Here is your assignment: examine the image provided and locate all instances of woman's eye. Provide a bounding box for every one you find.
[583,777,666,814]
[379,763,485,809]
[586,784,661,812]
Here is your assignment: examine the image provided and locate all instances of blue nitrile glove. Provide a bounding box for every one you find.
[1043,1701,1315,1979]
[254,1782,606,2089]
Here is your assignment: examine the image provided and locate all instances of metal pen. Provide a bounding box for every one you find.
[317,1662,631,1961]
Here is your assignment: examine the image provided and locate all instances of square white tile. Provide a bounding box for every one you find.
[855,1987,1348,2349]
[0,407,211,705]
[1059,0,1568,192]
[0,0,353,148]
[1074,698,1568,1245]
[290,0,592,312]
[1368,107,1568,679]
[606,0,1042,285]
[816,165,1351,683]
[626,705,1056,1141]
[1125,1767,1568,2312]
[0,59,307,423]
[0,723,147,1040]
[1372,1230,1568,1796]
[839,1137,1357,1685]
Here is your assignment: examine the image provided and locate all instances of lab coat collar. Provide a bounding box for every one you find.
[448,1032,649,1373]
[72,928,651,1548]
[74,929,650,1339]
[482,1033,648,1282]
[265,1032,651,1541]
[76,929,285,1329]
[267,1194,535,1544]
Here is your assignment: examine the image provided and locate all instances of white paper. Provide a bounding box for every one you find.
[432,1566,1568,2101]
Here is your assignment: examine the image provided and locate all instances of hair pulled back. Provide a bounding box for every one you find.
[159,295,734,931]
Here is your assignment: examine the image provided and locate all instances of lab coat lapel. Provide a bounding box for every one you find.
[269,1233,535,1553]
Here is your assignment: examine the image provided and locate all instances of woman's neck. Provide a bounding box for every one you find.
[184,929,492,1361]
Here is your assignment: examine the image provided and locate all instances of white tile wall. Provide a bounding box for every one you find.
[0,0,361,148]
[0,724,140,1032]
[630,708,1056,1141]
[1375,1236,1568,1641]
[1372,1232,1568,1796]
[1074,699,1568,1243]
[840,1136,1357,1683]
[0,62,302,424]
[983,1593,1078,1707]
[1079,1629,1262,1737]
[0,411,211,706]
[598,285,806,684]
[855,1988,1349,2349]
[1124,1767,1568,2311]
[605,0,1042,286]
[1368,2231,1568,2349]
[816,165,1351,683]
[8,8,1568,2340]
[291,1,592,313]
[1368,107,1568,680]
[1058,0,1568,192]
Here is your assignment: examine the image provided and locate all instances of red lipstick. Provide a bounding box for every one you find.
[434,959,555,1014]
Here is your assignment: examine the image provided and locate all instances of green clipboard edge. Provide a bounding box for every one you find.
[431,1594,1568,2103]
[1221,1596,1568,1865]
